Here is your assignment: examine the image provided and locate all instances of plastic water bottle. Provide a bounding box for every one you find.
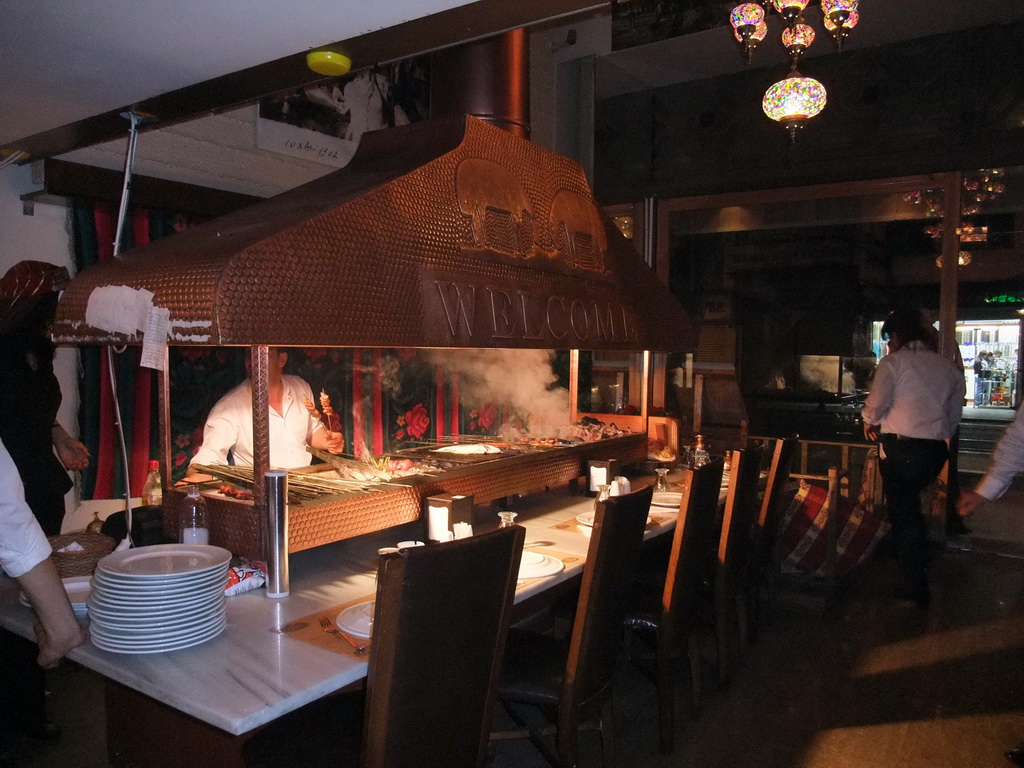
[141,460,163,506]
[179,486,210,545]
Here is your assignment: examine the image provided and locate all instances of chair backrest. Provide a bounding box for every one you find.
[753,437,798,574]
[361,525,525,768]
[663,457,726,640]
[566,484,654,712]
[718,446,764,583]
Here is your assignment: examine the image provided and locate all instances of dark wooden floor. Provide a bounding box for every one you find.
[8,531,1024,768]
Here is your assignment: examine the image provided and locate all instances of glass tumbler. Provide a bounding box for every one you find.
[654,467,670,493]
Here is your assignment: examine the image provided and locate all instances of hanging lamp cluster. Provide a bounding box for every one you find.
[729,0,860,142]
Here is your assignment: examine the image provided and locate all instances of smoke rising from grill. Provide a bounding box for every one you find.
[427,349,570,437]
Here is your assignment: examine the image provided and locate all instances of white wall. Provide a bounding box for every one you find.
[0,162,84,530]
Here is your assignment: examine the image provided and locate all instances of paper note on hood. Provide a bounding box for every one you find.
[85,286,155,335]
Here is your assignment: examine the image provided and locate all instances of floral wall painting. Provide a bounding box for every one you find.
[256,58,429,167]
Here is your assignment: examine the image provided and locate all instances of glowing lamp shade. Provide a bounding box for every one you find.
[772,0,809,24]
[733,18,768,43]
[730,3,765,30]
[731,4,768,62]
[823,8,859,31]
[782,23,815,54]
[763,73,827,139]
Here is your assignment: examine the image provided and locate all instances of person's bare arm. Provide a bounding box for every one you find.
[16,558,87,668]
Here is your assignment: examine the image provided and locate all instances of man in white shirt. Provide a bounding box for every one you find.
[861,308,965,607]
[186,349,343,480]
[958,405,1024,516]
[1,436,87,762]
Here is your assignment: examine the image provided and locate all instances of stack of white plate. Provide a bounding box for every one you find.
[19,576,91,619]
[86,544,232,654]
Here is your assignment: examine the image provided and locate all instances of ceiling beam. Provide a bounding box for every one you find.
[23,159,261,217]
[5,0,607,162]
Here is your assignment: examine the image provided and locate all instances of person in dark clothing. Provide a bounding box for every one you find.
[0,262,89,536]
[0,261,90,764]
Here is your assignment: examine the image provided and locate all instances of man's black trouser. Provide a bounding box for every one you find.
[879,434,949,600]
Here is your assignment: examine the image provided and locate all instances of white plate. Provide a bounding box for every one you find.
[86,598,224,626]
[432,443,501,454]
[89,581,225,605]
[90,608,226,640]
[89,617,227,654]
[92,571,226,595]
[520,551,546,566]
[651,492,683,509]
[337,602,375,638]
[97,544,231,579]
[19,576,92,610]
[518,554,564,580]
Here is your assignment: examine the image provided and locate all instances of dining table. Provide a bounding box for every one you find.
[0,467,718,768]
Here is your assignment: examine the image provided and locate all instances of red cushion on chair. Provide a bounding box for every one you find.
[779,480,890,576]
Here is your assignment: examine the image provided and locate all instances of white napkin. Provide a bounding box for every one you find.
[453,522,473,539]
[427,506,449,541]
[57,542,85,553]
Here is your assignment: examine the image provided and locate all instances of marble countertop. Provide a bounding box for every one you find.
[0,479,682,736]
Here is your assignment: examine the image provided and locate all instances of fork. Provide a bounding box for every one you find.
[318,616,368,655]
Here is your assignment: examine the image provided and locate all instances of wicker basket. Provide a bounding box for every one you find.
[47,532,116,578]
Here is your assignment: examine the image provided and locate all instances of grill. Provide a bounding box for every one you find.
[54,116,692,559]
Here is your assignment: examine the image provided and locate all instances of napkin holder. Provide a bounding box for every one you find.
[423,493,475,541]
[587,459,621,497]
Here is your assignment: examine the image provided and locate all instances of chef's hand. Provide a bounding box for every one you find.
[957,489,987,518]
[324,431,345,455]
[311,428,345,455]
[180,467,214,485]
[52,424,90,471]
[863,422,880,442]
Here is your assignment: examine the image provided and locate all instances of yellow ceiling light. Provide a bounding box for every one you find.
[306,50,352,77]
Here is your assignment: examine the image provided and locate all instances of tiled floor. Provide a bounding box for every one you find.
[8,526,1024,768]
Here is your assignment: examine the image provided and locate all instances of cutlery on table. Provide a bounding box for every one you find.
[318,616,368,655]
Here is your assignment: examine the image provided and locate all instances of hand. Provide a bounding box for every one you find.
[180,469,214,485]
[957,489,987,518]
[53,426,90,471]
[863,422,881,442]
[33,619,87,669]
[324,431,345,455]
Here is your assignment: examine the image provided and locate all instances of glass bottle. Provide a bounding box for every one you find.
[692,434,710,468]
[141,459,163,506]
[179,485,210,544]
[497,510,519,528]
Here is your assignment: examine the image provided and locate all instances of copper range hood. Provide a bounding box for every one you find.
[51,115,693,351]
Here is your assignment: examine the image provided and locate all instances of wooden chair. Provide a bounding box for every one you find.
[621,457,725,753]
[242,525,525,768]
[747,436,798,641]
[713,446,763,688]
[493,485,654,768]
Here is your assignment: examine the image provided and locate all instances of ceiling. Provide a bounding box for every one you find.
[2,0,1020,200]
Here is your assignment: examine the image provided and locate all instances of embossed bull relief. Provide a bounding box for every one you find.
[456,158,536,257]
[550,189,607,273]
